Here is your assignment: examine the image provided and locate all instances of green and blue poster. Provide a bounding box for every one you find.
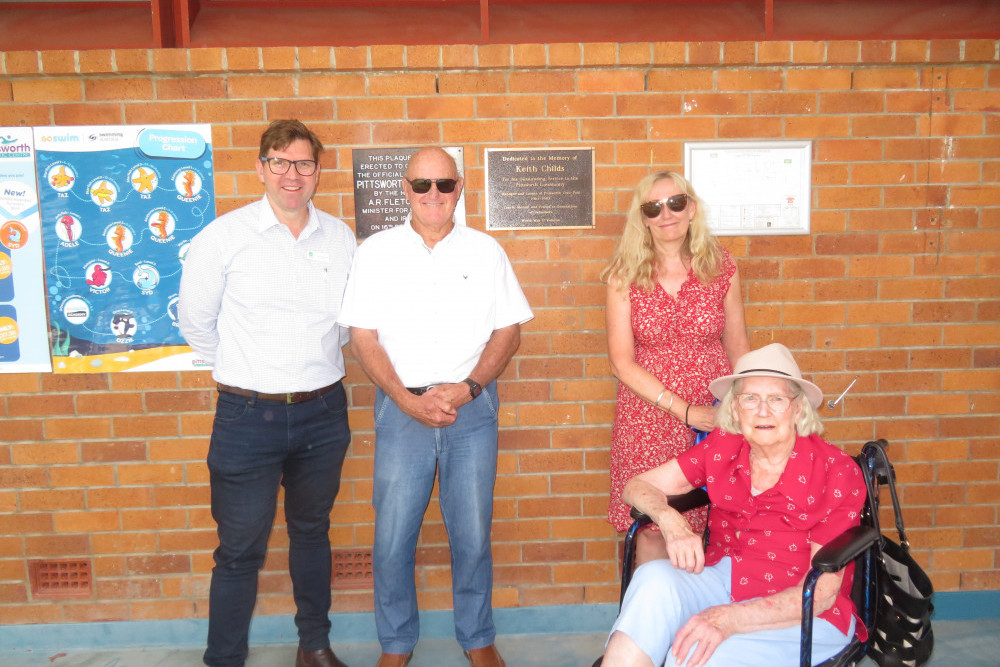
[1,127,50,373]
[34,124,215,373]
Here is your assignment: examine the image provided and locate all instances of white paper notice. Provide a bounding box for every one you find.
[685,141,812,236]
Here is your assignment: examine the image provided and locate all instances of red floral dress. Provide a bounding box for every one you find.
[607,249,737,532]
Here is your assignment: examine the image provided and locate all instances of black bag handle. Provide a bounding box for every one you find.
[863,439,909,550]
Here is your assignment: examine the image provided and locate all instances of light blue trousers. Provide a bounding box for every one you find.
[372,383,500,654]
[609,557,852,667]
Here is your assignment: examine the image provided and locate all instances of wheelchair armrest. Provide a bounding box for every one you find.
[801,525,879,667]
[628,487,710,524]
[810,525,880,573]
[669,487,710,514]
[628,506,653,524]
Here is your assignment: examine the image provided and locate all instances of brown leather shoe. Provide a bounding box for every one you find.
[296,646,348,667]
[464,644,506,667]
[374,652,412,667]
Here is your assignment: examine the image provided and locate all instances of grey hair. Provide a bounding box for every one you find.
[715,378,824,436]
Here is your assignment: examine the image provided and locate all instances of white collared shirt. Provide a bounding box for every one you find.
[338,219,532,387]
[178,196,356,393]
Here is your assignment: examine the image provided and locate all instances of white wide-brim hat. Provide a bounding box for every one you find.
[708,343,824,409]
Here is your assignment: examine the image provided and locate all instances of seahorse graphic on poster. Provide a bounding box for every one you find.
[34,124,215,373]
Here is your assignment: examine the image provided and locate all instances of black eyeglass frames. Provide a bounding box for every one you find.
[260,157,318,176]
[405,178,459,194]
[640,194,690,218]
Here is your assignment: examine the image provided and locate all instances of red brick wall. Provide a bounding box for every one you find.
[1,39,998,625]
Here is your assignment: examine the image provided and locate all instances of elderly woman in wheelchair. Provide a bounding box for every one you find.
[602,343,866,667]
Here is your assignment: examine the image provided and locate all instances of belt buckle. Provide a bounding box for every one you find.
[286,392,294,404]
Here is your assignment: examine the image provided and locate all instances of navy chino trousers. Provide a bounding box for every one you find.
[203,384,351,667]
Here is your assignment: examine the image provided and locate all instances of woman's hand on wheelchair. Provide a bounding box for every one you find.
[685,404,716,433]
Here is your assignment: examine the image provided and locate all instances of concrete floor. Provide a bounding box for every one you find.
[6,634,608,667]
[4,620,1000,667]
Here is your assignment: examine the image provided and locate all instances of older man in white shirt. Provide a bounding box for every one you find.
[179,120,356,667]
[339,147,532,667]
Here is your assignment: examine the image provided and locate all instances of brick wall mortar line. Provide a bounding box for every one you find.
[0,38,994,79]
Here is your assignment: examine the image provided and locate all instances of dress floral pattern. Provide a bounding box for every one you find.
[607,249,737,532]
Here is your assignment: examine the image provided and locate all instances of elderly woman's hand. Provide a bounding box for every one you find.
[661,523,705,573]
[671,604,737,667]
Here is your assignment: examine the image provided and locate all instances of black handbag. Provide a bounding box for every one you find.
[863,441,935,667]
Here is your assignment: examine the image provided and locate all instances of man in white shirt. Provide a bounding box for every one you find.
[179,120,356,667]
[338,147,532,667]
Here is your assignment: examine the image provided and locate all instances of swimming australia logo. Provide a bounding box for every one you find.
[88,131,125,142]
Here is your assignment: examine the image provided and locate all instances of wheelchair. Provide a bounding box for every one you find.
[593,439,897,667]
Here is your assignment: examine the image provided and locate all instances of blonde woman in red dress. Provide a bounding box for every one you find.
[603,170,749,565]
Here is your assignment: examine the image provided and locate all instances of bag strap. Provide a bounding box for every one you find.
[871,626,934,667]
[878,607,931,636]
[863,439,909,550]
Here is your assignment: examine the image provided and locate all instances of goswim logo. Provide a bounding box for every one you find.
[39,133,82,144]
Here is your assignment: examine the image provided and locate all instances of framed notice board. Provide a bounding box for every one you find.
[684,140,812,236]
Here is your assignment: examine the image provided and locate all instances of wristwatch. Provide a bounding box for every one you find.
[463,378,483,400]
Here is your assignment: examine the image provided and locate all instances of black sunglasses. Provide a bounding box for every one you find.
[640,194,690,218]
[406,178,459,194]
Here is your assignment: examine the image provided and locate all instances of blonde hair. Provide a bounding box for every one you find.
[601,171,724,291]
[716,378,825,436]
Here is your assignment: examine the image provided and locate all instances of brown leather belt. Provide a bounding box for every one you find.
[217,381,340,404]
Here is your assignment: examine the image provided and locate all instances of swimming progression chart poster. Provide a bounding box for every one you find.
[35,124,215,373]
[0,127,51,373]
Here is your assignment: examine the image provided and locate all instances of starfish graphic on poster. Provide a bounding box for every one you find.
[34,125,215,373]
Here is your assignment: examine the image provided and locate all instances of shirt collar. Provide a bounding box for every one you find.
[737,434,815,507]
[253,195,319,239]
[773,437,814,507]
[402,213,461,250]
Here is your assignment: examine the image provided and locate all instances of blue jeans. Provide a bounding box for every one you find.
[203,384,351,667]
[372,382,500,654]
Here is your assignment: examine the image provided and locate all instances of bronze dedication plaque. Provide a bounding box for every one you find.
[485,147,594,230]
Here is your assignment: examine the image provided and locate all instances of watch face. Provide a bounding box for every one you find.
[465,378,482,398]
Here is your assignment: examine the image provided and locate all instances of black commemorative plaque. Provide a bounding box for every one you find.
[485,147,594,230]
[351,148,415,239]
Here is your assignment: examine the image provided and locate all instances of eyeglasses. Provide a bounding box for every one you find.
[640,194,690,218]
[735,393,797,413]
[406,178,459,194]
[260,157,318,176]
